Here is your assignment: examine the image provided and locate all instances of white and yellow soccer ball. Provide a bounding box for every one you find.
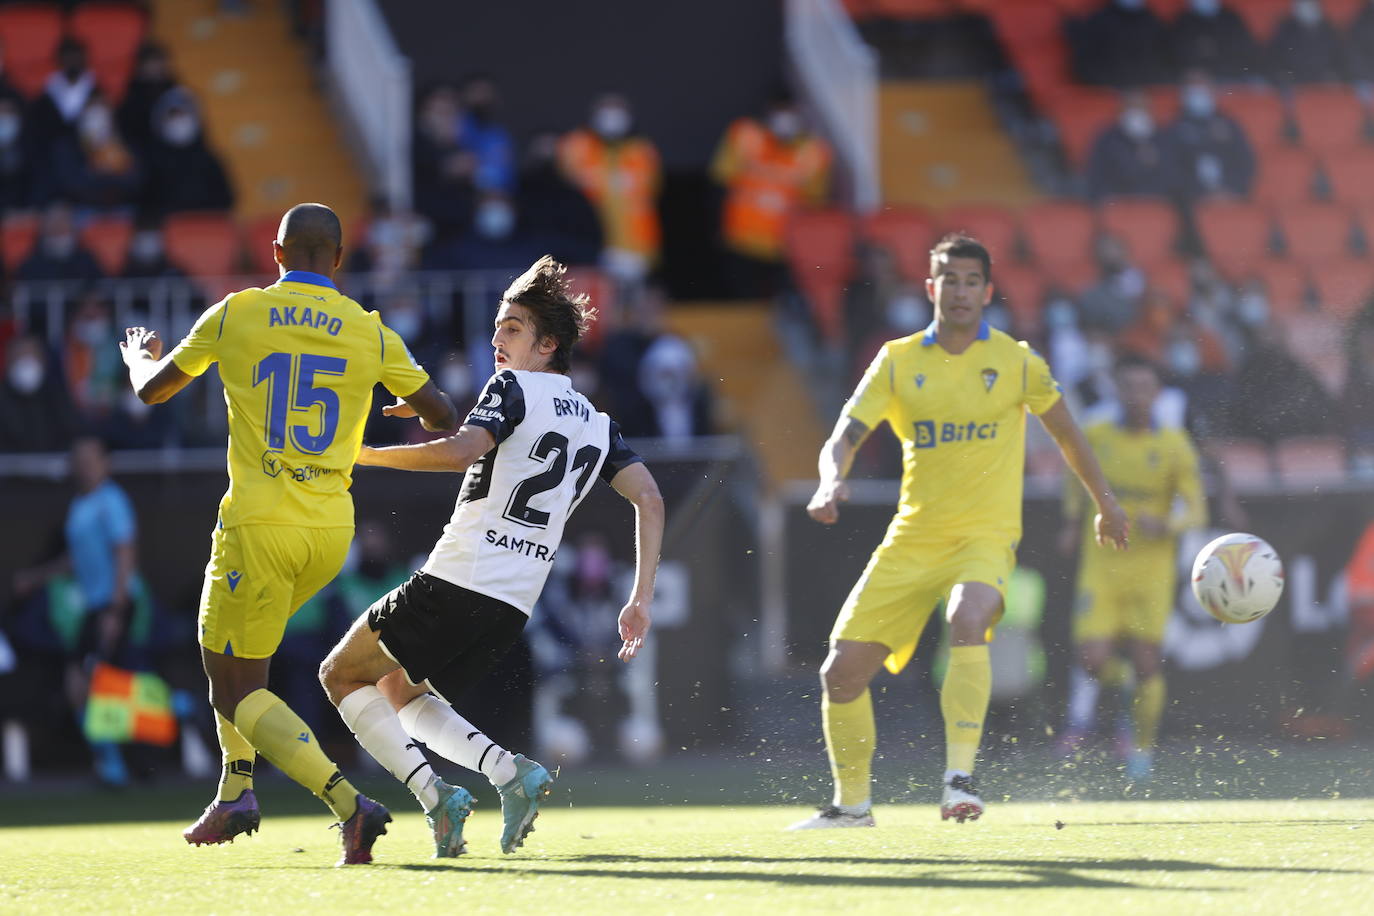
[1191,533,1285,624]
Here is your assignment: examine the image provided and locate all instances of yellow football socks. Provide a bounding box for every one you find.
[1132,674,1166,751]
[822,689,875,807]
[215,711,256,802]
[234,688,359,822]
[942,645,991,774]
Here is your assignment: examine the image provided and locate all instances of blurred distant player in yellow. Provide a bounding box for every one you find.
[1058,355,1206,783]
[791,234,1128,829]
[120,203,458,864]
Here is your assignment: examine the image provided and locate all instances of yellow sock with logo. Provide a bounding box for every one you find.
[234,688,358,822]
[822,689,875,808]
[215,711,256,801]
[1132,674,1166,751]
[941,645,991,774]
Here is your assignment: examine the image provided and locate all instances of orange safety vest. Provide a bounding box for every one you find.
[557,129,661,261]
[711,118,832,262]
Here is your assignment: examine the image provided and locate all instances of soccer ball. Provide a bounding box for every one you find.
[1191,533,1284,624]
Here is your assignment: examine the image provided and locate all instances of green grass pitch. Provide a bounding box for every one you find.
[3,789,1371,915]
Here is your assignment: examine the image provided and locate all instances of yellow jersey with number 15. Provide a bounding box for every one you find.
[843,320,1062,541]
[169,271,430,530]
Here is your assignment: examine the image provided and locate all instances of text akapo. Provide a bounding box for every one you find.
[268,306,343,336]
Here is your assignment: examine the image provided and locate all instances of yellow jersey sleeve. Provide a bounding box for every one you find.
[169,298,230,377]
[1019,343,1062,415]
[844,344,895,431]
[376,321,430,397]
[1168,431,1208,535]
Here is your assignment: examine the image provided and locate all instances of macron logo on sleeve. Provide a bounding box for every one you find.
[227,570,242,592]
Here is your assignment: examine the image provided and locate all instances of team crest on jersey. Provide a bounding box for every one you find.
[915,374,926,389]
[981,368,998,392]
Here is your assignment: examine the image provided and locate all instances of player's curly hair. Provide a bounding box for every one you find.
[502,255,597,373]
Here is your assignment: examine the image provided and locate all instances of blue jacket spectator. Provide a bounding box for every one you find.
[413,84,476,236]
[1067,0,1174,88]
[1086,93,1183,200]
[1163,72,1255,200]
[458,76,515,193]
[1168,0,1261,81]
[1268,0,1347,84]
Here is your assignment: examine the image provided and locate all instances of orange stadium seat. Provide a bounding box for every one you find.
[68,2,147,106]
[242,214,281,276]
[1147,0,1187,20]
[1039,257,1098,296]
[1291,87,1370,154]
[1098,197,1180,267]
[860,207,938,283]
[1276,437,1347,481]
[79,215,133,275]
[163,211,241,279]
[1278,203,1357,267]
[1195,200,1273,281]
[788,209,856,341]
[808,274,848,344]
[1008,42,1073,110]
[1145,86,1180,126]
[939,204,1020,262]
[989,263,1046,334]
[866,0,954,17]
[989,0,1062,51]
[562,267,612,349]
[1325,0,1368,27]
[1251,147,1319,206]
[1021,199,1095,272]
[1310,258,1374,321]
[1252,260,1311,318]
[1144,258,1191,306]
[1321,148,1374,206]
[1217,88,1288,150]
[1,213,37,271]
[1232,0,1294,42]
[1046,88,1119,168]
[0,4,64,98]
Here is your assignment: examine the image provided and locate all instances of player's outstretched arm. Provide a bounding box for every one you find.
[120,327,193,405]
[1036,400,1129,550]
[357,424,495,473]
[610,462,663,662]
[381,380,460,431]
[807,416,870,525]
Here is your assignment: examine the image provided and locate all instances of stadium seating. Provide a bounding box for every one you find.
[1021,198,1095,273]
[1253,261,1311,318]
[68,2,147,105]
[787,209,857,341]
[1278,203,1358,267]
[1097,197,1180,268]
[1291,87,1370,155]
[990,263,1046,332]
[242,214,281,276]
[163,211,241,280]
[865,0,954,17]
[1310,258,1374,322]
[1279,311,1345,392]
[1231,0,1295,43]
[1252,147,1320,206]
[1321,148,1374,206]
[0,3,64,98]
[859,207,938,282]
[1217,89,1289,151]
[1143,258,1191,307]
[939,203,1020,261]
[1044,88,1120,167]
[1195,200,1273,281]
[1,213,38,272]
[79,215,133,275]
[1213,439,1274,486]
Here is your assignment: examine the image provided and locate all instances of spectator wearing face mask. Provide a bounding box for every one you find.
[346,196,431,286]
[139,89,234,219]
[412,83,477,237]
[61,291,122,425]
[17,201,105,284]
[1067,0,1175,88]
[117,43,179,155]
[1086,92,1184,201]
[517,132,602,267]
[29,38,97,150]
[0,95,38,211]
[51,95,141,210]
[0,334,78,452]
[1168,0,1261,81]
[1269,0,1348,84]
[558,93,662,283]
[627,333,713,442]
[440,189,540,274]
[711,93,832,299]
[1163,70,1255,201]
[456,75,515,194]
[1078,233,1148,333]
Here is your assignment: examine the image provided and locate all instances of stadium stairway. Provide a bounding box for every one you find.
[149,0,367,229]
[665,303,826,488]
[880,81,1037,208]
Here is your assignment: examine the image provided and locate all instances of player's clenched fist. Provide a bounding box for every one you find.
[807,479,850,525]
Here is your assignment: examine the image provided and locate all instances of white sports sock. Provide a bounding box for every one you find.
[398,693,518,786]
[337,686,439,812]
[833,799,871,816]
[1066,665,1100,733]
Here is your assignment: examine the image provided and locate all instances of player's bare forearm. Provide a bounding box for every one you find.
[357,425,494,473]
[391,380,460,432]
[809,416,869,524]
[1037,400,1128,548]
[611,463,662,661]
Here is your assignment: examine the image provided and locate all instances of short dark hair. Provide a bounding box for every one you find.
[502,255,596,373]
[929,233,992,280]
[277,203,342,262]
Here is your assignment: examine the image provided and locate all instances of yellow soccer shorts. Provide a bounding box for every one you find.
[832,533,1016,674]
[1072,546,1177,644]
[198,523,352,659]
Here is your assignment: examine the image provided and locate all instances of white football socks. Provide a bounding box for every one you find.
[337,685,440,812]
[398,693,518,787]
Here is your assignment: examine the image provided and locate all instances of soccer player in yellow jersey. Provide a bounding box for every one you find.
[790,234,1129,829]
[1058,355,1206,784]
[119,203,459,864]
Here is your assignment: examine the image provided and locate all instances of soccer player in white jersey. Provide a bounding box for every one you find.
[318,256,664,858]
